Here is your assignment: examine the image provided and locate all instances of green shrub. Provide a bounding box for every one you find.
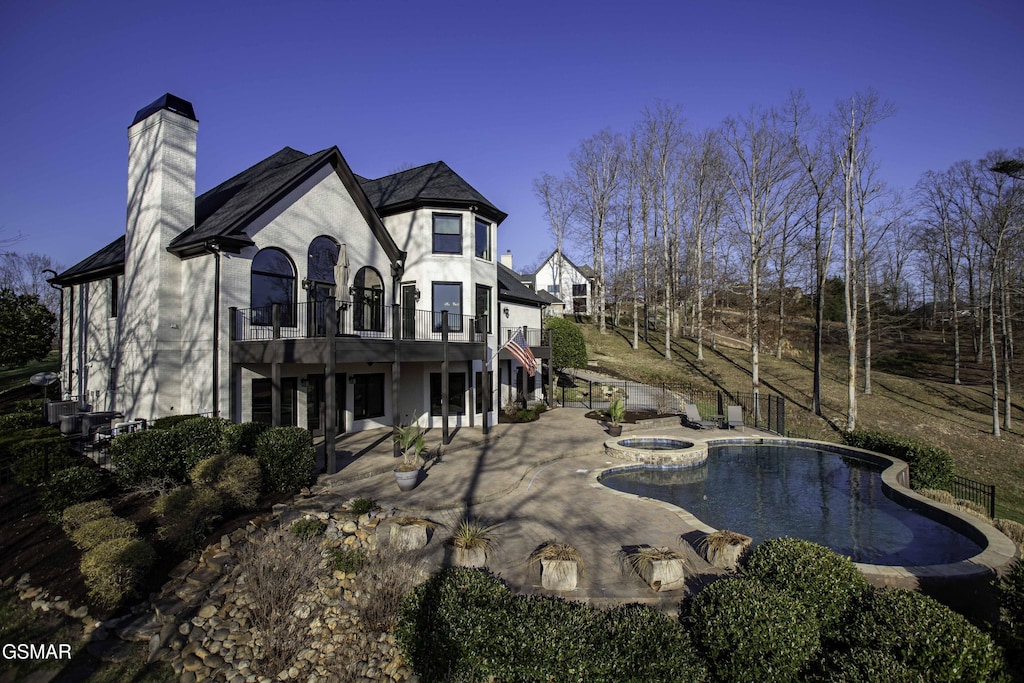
[109,429,183,486]
[222,421,271,458]
[742,538,867,631]
[348,497,377,516]
[291,516,326,540]
[515,408,538,422]
[0,411,43,431]
[152,485,223,553]
[840,429,954,490]
[171,416,229,472]
[80,537,155,608]
[685,577,820,683]
[808,647,925,683]
[189,453,228,488]
[255,426,316,494]
[10,436,76,485]
[544,317,587,372]
[70,516,138,551]
[396,567,708,682]
[997,560,1024,668]
[328,547,366,574]
[843,588,1005,682]
[215,456,262,509]
[150,414,201,430]
[61,500,114,534]
[39,465,109,519]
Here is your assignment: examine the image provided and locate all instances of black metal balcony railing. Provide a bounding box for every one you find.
[232,302,514,344]
[499,326,546,347]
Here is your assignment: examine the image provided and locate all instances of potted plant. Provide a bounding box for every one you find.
[393,416,426,491]
[528,542,585,591]
[607,397,626,437]
[389,516,437,551]
[696,529,752,572]
[621,545,688,592]
[448,516,500,568]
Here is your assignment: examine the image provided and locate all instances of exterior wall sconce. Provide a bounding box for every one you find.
[349,376,357,384]
[503,307,510,318]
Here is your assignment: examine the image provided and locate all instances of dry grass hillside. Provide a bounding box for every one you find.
[578,316,1024,523]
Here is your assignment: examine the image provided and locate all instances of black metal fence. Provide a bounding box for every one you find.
[556,377,785,434]
[951,474,996,519]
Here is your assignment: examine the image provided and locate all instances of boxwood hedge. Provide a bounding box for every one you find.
[255,426,316,494]
[840,429,954,490]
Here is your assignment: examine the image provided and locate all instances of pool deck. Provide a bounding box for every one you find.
[293,408,1016,613]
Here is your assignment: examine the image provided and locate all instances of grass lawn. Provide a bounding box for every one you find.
[0,350,59,395]
[580,320,1024,522]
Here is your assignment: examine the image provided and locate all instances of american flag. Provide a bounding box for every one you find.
[504,329,537,377]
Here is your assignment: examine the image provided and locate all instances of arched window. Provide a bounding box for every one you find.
[251,248,296,326]
[307,236,339,284]
[353,266,384,332]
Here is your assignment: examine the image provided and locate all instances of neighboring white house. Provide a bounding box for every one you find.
[528,250,597,317]
[51,94,549,467]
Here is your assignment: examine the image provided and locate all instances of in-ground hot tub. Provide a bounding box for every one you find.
[604,435,707,467]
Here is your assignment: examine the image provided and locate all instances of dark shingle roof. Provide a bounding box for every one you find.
[51,235,125,285]
[535,289,562,305]
[359,162,507,224]
[497,263,546,307]
[534,250,596,280]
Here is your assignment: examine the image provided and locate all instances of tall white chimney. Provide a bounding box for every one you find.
[120,94,197,419]
[500,249,513,270]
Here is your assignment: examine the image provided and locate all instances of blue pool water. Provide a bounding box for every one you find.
[599,444,982,565]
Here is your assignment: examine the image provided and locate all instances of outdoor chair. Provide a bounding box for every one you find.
[684,403,719,430]
[727,405,744,431]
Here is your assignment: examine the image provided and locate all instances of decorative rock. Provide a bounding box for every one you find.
[341,521,358,534]
[198,604,218,619]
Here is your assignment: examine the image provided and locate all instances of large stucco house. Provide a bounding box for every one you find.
[51,94,548,467]
[523,250,596,317]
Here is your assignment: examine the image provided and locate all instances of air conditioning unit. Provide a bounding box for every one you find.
[44,400,79,426]
[59,414,83,436]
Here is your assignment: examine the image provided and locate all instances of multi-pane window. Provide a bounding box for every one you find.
[474,218,491,260]
[353,373,385,420]
[353,266,385,332]
[430,372,466,416]
[251,248,296,326]
[546,284,560,295]
[432,213,462,254]
[109,277,118,318]
[475,285,491,334]
[572,283,587,296]
[252,378,297,426]
[432,282,463,333]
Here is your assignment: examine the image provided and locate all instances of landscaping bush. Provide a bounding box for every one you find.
[545,317,587,372]
[995,518,1024,550]
[222,421,271,458]
[840,429,954,490]
[152,485,223,553]
[329,547,366,575]
[842,587,1005,682]
[150,414,201,430]
[61,500,114,534]
[996,560,1024,669]
[255,426,316,494]
[172,416,229,472]
[685,577,820,683]
[189,453,228,488]
[291,516,326,540]
[10,435,76,485]
[70,516,138,551]
[80,537,155,609]
[396,567,708,682]
[348,497,377,516]
[39,465,109,520]
[214,456,262,510]
[808,647,925,683]
[742,537,867,631]
[0,410,43,431]
[109,428,183,486]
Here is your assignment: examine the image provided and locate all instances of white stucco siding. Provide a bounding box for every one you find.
[534,253,591,314]
[179,254,217,416]
[77,278,118,411]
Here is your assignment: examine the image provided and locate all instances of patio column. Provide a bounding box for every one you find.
[442,310,449,445]
[392,302,401,458]
[324,297,337,472]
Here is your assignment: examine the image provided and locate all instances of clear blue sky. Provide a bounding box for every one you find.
[1,0,1021,274]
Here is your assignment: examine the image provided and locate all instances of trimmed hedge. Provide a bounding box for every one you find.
[742,537,867,631]
[109,428,183,486]
[171,416,229,473]
[150,414,201,430]
[10,434,76,485]
[544,317,587,372]
[152,485,223,553]
[81,537,155,608]
[39,465,109,520]
[685,577,820,683]
[396,568,709,682]
[222,421,270,458]
[70,516,139,551]
[840,429,954,490]
[255,426,316,494]
[808,647,925,683]
[61,500,114,534]
[997,560,1024,671]
[841,588,1005,682]
[0,411,44,431]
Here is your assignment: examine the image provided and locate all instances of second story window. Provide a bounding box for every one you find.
[475,218,491,260]
[109,277,118,318]
[251,248,296,326]
[433,213,462,254]
[572,283,587,297]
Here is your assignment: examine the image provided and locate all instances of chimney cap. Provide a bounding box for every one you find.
[131,93,197,126]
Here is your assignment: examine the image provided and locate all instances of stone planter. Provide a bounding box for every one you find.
[452,545,487,569]
[389,523,432,551]
[639,558,687,592]
[700,533,752,572]
[540,558,579,591]
[394,468,421,491]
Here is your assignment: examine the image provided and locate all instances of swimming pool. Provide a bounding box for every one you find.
[599,442,982,566]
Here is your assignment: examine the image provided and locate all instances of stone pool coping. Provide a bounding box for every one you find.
[597,434,1019,590]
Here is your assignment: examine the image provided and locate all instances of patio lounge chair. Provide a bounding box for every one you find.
[684,403,719,430]
[727,405,744,430]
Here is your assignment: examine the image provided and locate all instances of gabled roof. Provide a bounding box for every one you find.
[497,262,547,307]
[359,161,507,224]
[534,249,595,279]
[534,289,562,305]
[51,235,125,285]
